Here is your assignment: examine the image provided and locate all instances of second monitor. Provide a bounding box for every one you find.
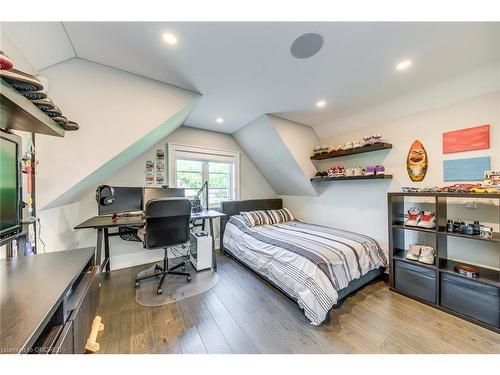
[142,187,186,210]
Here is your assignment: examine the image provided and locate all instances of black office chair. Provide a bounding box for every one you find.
[135,198,192,295]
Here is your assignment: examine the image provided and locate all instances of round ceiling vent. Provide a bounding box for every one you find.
[290,33,324,59]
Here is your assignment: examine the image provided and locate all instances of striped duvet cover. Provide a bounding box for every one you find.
[223,216,388,325]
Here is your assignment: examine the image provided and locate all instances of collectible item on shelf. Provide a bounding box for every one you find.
[0,68,44,91]
[145,172,155,185]
[354,166,364,176]
[454,264,480,279]
[405,244,435,265]
[446,219,454,232]
[328,165,345,178]
[404,208,422,227]
[406,139,428,182]
[480,226,493,239]
[341,142,353,151]
[145,160,154,171]
[0,50,14,70]
[364,165,376,176]
[375,165,385,175]
[458,224,474,236]
[344,168,355,177]
[417,211,436,229]
[483,170,500,187]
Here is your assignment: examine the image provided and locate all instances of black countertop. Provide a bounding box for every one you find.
[0,247,95,353]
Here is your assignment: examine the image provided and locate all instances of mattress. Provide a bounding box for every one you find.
[223,216,388,325]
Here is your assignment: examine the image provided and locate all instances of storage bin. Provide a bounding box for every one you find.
[394,260,436,303]
[441,273,499,328]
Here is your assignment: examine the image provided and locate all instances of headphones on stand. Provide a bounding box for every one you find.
[95,185,115,206]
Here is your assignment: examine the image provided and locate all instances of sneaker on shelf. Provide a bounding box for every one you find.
[405,208,422,226]
[418,246,435,265]
[353,166,364,176]
[371,134,382,144]
[364,166,376,176]
[362,136,372,147]
[0,50,14,70]
[341,142,353,151]
[352,140,363,148]
[375,165,385,175]
[417,211,436,229]
[0,68,44,92]
[344,168,355,177]
[406,244,421,261]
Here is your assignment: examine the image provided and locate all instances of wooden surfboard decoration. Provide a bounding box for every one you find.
[407,140,428,182]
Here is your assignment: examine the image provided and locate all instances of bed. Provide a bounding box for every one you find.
[220,199,387,325]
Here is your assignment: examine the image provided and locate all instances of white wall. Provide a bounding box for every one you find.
[282,91,500,269]
[36,58,199,209]
[39,126,276,270]
[234,115,318,196]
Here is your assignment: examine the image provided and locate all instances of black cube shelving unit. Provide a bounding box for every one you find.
[388,192,500,333]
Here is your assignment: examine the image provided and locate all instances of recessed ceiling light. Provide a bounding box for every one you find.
[162,32,178,45]
[216,117,224,124]
[316,100,326,108]
[396,60,412,71]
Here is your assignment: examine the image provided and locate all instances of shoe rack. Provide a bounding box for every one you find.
[0,79,65,137]
[388,192,500,333]
[310,142,392,160]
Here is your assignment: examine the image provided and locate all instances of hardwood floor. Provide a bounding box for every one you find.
[96,255,500,354]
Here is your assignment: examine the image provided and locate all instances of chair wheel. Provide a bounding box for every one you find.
[135,281,140,288]
[187,276,192,283]
[157,288,163,295]
[154,268,160,273]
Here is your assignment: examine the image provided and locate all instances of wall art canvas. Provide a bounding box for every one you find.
[443,156,491,182]
[407,140,428,182]
[442,124,490,154]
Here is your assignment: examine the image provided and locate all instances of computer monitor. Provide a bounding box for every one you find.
[98,186,143,215]
[142,187,185,210]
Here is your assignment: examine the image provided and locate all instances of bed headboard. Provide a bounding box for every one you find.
[219,198,282,250]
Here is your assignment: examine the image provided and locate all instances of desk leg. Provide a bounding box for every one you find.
[209,218,217,271]
[103,228,110,273]
[96,228,103,270]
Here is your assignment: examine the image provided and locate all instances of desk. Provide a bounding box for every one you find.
[75,210,226,273]
[0,247,96,353]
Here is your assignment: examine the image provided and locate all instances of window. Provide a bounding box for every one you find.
[168,144,240,209]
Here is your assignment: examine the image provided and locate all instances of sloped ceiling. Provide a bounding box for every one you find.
[234,115,318,196]
[35,58,200,209]
[2,22,499,134]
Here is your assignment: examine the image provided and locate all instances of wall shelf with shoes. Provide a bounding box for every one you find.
[310,174,393,182]
[388,192,500,333]
[310,142,392,160]
[0,79,65,137]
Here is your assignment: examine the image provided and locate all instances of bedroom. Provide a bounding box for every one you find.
[0,0,499,372]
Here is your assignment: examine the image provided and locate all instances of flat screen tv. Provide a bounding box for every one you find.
[0,131,22,241]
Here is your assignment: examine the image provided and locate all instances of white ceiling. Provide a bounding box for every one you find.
[3,22,499,134]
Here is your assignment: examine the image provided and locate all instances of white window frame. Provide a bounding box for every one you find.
[167,143,241,207]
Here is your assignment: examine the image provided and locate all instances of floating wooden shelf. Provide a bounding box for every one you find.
[393,249,437,270]
[311,174,393,182]
[310,142,392,160]
[392,223,436,234]
[437,228,500,243]
[0,79,64,137]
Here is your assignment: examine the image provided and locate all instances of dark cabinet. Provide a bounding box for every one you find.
[441,273,499,328]
[394,260,436,304]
